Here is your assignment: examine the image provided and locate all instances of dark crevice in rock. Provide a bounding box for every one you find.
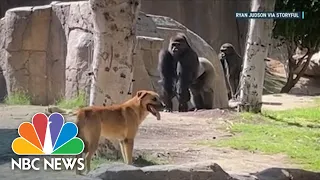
[68,27,93,36]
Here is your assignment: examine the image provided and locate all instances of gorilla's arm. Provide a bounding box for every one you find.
[219,52,234,99]
[157,49,177,112]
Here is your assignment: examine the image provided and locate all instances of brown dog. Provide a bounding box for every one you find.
[75,90,163,174]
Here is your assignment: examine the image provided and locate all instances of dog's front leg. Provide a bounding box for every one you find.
[119,140,127,163]
[123,138,134,165]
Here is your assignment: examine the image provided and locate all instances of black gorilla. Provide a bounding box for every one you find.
[158,33,216,112]
[218,43,243,100]
[158,33,199,112]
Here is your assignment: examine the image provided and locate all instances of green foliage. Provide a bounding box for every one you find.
[273,0,320,50]
[56,91,87,110]
[4,91,31,105]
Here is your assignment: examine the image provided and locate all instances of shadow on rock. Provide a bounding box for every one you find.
[0,129,19,165]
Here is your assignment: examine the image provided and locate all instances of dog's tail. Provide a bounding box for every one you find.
[75,108,92,128]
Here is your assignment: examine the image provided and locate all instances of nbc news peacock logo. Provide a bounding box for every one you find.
[11,113,85,171]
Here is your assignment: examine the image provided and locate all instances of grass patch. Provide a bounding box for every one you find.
[4,91,31,105]
[56,91,86,110]
[262,97,320,128]
[198,105,320,171]
[262,106,320,128]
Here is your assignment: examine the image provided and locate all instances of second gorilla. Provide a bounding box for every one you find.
[158,33,215,112]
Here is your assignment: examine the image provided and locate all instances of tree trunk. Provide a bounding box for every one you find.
[238,0,276,113]
[280,51,314,93]
[89,0,141,158]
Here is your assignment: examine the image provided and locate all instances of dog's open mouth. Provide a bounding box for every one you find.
[147,104,161,120]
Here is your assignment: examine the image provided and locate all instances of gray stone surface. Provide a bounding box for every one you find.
[88,162,243,180]
[305,52,320,77]
[65,29,93,100]
[46,3,67,103]
[2,5,62,105]
[87,163,320,180]
[88,163,146,180]
[131,36,162,96]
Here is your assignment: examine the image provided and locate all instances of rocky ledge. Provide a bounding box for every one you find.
[86,162,320,180]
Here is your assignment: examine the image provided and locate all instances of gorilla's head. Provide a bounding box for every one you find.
[169,33,191,57]
[220,43,236,55]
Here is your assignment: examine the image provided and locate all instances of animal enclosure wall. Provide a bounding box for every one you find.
[0,0,250,57]
[0,1,229,109]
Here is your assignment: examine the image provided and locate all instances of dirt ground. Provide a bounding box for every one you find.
[1,59,320,178]
[0,93,317,178]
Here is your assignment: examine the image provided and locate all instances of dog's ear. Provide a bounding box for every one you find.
[136,90,148,100]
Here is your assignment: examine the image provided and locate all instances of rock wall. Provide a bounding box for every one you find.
[2,5,66,105]
[0,0,250,57]
[0,0,79,18]
[141,0,251,56]
[0,1,228,108]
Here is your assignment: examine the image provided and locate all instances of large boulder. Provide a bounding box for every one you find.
[304,52,320,77]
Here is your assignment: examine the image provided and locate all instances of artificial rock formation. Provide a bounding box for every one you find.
[0,1,228,109]
[2,5,66,105]
[65,29,93,101]
[0,0,251,56]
